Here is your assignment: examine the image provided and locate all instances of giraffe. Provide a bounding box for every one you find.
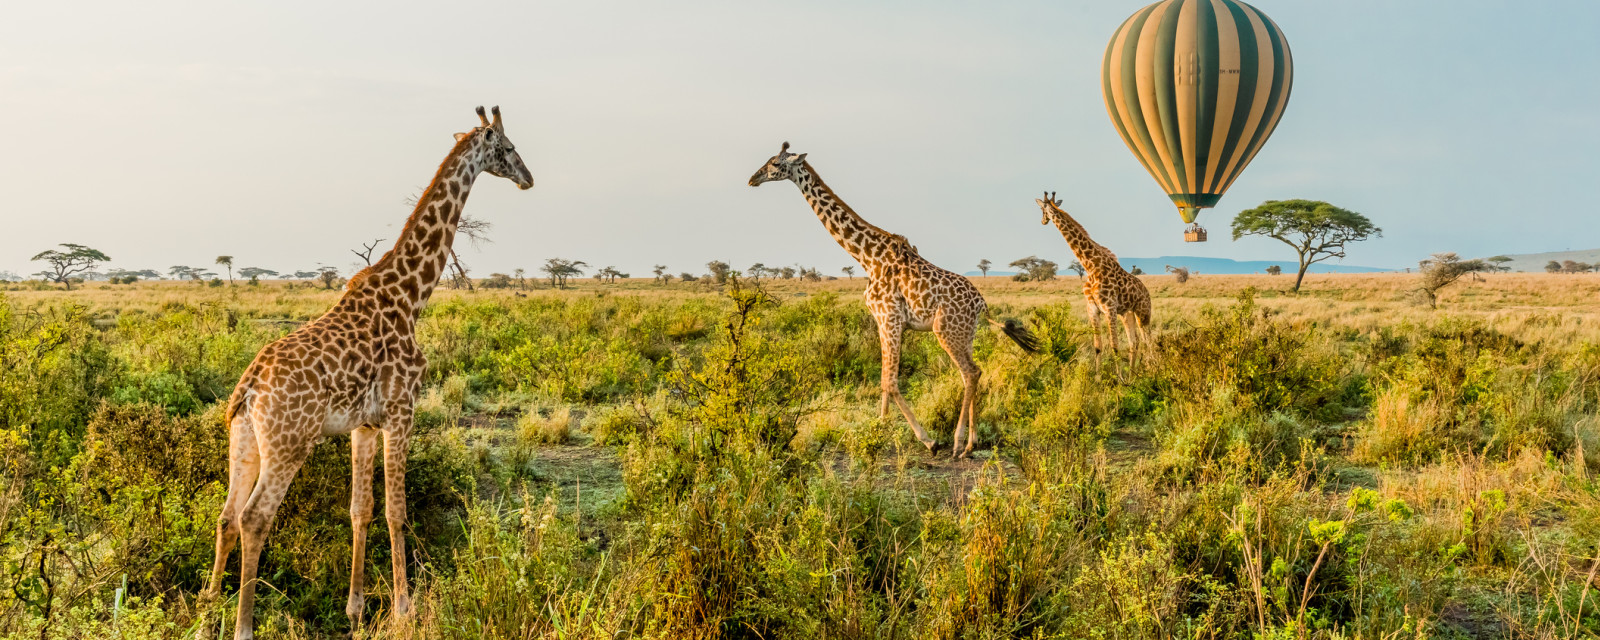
[202,106,533,639]
[749,142,1038,458]
[1035,192,1150,362]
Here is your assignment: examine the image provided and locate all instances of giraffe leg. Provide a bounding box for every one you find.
[876,316,938,453]
[951,388,971,460]
[956,364,981,458]
[1085,301,1105,355]
[934,327,982,459]
[233,440,312,640]
[381,423,415,621]
[346,426,380,623]
[206,413,260,604]
[1120,313,1140,366]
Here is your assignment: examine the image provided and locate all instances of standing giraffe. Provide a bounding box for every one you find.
[203,107,533,639]
[1035,192,1150,361]
[749,143,1037,458]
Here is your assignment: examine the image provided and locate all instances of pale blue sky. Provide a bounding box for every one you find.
[2,1,1596,278]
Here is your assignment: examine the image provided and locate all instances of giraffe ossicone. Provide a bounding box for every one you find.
[750,142,1038,459]
[202,106,533,640]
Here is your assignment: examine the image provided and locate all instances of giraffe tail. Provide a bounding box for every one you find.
[988,317,1040,354]
[224,364,256,430]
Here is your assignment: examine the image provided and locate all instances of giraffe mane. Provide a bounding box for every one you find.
[372,132,480,272]
[801,160,894,240]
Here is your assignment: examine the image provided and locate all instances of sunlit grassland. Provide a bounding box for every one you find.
[1,272,1597,639]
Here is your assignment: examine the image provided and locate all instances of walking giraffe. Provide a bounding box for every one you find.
[1035,192,1150,362]
[203,107,533,639]
[749,142,1037,458]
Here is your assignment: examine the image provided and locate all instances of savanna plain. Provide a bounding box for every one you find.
[2,272,1598,639]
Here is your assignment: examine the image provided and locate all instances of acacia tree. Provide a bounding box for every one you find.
[1066,260,1086,277]
[1166,265,1190,284]
[652,265,668,284]
[1545,260,1564,274]
[1266,265,1282,276]
[317,266,344,290]
[31,244,110,290]
[842,265,855,279]
[239,267,279,284]
[1008,256,1057,282]
[977,259,991,278]
[1416,252,1490,308]
[1231,200,1381,292]
[541,258,587,289]
[706,260,732,284]
[1486,256,1513,272]
[215,255,235,285]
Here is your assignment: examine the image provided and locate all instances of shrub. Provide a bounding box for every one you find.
[518,405,573,445]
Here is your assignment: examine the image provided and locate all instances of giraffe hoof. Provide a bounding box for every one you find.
[346,593,365,622]
[925,441,943,456]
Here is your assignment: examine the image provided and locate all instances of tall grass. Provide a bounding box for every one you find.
[0,274,1597,638]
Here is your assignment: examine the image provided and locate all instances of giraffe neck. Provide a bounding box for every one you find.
[1048,207,1115,270]
[793,161,894,269]
[364,135,491,313]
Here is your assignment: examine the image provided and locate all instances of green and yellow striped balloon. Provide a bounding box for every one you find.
[1102,0,1293,227]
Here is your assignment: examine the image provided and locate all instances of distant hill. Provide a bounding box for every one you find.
[967,255,1390,277]
[1475,248,1600,273]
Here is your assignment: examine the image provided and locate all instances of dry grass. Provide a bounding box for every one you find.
[518,405,574,445]
[5,270,1600,638]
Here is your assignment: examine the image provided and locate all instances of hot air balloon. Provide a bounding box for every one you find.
[1101,0,1293,242]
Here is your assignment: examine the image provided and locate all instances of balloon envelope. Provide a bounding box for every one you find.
[1101,0,1293,225]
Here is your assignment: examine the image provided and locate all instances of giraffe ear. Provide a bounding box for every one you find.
[793,153,807,163]
[454,132,469,142]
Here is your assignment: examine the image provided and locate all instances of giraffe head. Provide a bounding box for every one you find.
[456,106,534,190]
[747,141,807,187]
[1035,191,1065,225]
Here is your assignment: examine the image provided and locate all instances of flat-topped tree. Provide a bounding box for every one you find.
[216,256,234,285]
[31,243,110,290]
[239,267,278,285]
[1009,256,1057,282]
[203,106,533,640]
[1416,252,1490,308]
[541,258,586,288]
[706,260,731,284]
[1231,200,1381,292]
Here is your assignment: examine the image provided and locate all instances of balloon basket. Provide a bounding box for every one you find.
[1183,224,1208,243]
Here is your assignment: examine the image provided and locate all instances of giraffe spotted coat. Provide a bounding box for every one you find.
[1036,192,1150,360]
[203,107,533,640]
[750,143,1037,458]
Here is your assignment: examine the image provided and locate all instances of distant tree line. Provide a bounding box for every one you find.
[1545,260,1595,274]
